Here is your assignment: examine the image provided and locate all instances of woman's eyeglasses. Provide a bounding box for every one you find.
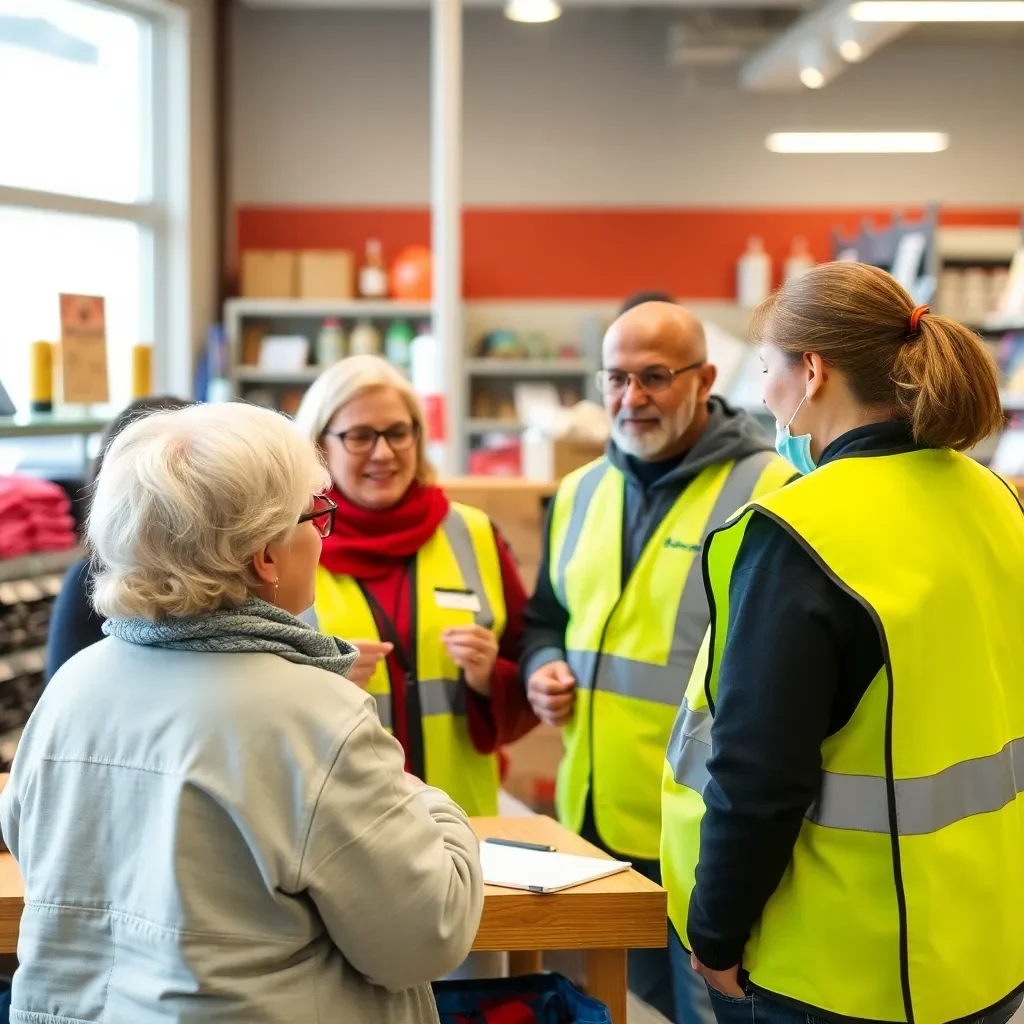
[298,493,337,538]
[595,361,705,397]
[324,422,418,455]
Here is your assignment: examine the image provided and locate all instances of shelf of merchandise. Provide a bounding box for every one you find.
[467,359,593,378]
[0,413,108,440]
[0,548,83,585]
[467,418,523,435]
[224,297,432,402]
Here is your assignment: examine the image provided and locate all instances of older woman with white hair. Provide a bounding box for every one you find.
[0,402,483,1024]
[294,355,535,819]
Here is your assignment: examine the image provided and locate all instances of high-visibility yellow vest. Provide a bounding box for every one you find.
[661,448,1024,1024]
[549,450,794,860]
[314,502,505,817]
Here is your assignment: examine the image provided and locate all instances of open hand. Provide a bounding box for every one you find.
[526,660,577,726]
[346,640,393,689]
[442,625,499,696]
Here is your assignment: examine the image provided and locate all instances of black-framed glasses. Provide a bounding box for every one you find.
[324,422,419,455]
[298,493,337,538]
[595,361,705,397]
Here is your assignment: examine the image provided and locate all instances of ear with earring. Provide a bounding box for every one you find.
[270,578,279,606]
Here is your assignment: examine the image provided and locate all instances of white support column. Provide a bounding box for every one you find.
[431,0,464,475]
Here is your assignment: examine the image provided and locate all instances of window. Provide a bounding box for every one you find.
[0,0,188,419]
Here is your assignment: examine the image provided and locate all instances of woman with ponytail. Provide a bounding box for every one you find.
[661,262,1024,1024]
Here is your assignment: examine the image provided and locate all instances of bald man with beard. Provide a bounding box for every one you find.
[522,302,794,1024]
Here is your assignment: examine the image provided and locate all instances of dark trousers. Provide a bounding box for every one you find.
[580,800,679,1022]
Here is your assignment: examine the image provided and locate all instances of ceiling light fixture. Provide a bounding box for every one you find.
[850,1,1024,21]
[504,0,562,23]
[766,131,949,153]
[799,65,826,88]
[838,37,865,60]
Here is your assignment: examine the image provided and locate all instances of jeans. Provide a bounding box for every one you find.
[580,803,714,1024]
[702,981,1023,1024]
[668,925,718,1024]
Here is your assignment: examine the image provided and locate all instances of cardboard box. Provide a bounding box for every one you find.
[297,250,355,299]
[440,477,556,591]
[522,436,606,482]
[501,725,563,813]
[241,251,296,299]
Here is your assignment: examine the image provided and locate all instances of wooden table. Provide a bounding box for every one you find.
[0,807,666,1024]
[472,815,667,1024]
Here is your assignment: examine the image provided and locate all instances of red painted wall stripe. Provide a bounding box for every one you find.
[236,206,1021,300]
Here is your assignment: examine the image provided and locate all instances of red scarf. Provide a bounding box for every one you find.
[319,482,451,580]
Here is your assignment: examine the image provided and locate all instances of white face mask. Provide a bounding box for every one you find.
[774,394,816,475]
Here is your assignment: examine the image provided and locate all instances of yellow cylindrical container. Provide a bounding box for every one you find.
[131,345,152,399]
[30,341,54,413]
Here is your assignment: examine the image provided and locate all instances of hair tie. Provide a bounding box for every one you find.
[907,305,929,339]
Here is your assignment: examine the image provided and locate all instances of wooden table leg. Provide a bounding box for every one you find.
[584,948,628,1024]
[508,950,543,976]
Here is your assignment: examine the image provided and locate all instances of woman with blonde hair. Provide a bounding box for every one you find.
[1,402,483,1023]
[295,355,535,818]
[661,261,1023,1024]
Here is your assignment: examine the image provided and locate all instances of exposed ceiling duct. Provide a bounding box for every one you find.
[740,0,911,90]
[666,9,800,70]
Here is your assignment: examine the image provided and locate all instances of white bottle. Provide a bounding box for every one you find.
[737,236,772,308]
[359,239,389,299]
[316,318,345,367]
[784,237,814,283]
[349,319,382,357]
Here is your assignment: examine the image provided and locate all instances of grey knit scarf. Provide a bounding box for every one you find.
[103,598,357,678]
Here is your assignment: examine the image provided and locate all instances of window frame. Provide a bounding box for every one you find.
[0,0,192,401]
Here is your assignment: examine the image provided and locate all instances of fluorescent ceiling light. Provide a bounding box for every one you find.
[799,65,826,87]
[505,0,561,22]
[766,131,949,153]
[850,1,1024,20]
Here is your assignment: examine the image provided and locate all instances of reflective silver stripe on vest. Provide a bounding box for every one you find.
[666,704,713,795]
[372,692,393,730]
[441,509,494,630]
[555,460,610,607]
[668,451,779,688]
[566,452,777,707]
[419,678,466,718]
[808,734,1024,836]
[565,650,686,707]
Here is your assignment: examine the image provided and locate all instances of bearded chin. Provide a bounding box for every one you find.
[612,420,670,458]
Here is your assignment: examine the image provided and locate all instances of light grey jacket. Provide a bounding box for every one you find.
[0,636,484,1023]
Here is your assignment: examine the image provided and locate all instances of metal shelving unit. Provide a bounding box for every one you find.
[223,297,433,404]
[467,359,593,378]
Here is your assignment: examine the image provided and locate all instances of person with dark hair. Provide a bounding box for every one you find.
[44,396,193,681]
[662,262,1023,1024]
[619,290,675,315]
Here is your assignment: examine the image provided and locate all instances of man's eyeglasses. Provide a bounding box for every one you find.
[298,493,337,539]
[595,361,705,397]
[324,422,418,455]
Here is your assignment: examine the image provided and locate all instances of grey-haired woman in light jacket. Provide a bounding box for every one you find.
[0,401,483,1024]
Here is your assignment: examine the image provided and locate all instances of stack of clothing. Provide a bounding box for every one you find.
[0,476,78,560]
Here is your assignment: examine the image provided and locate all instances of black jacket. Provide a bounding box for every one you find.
[521,397,777,683]
[687,420,924,971]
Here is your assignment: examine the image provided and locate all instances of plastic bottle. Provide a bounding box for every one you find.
[737,236,772,308]
[349,319,382,357]
[385,320,415,374]
[359,239,389,299]
[784,237,815,283]
[316,318,346,366]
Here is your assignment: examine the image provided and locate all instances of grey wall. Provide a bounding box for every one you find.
[232,7,1024,207]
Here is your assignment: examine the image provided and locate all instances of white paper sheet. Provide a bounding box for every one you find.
[481,841,631,894]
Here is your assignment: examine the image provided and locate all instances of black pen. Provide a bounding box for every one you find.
[483,838,556,853]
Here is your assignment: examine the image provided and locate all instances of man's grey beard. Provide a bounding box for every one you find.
[611,416,672,459]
